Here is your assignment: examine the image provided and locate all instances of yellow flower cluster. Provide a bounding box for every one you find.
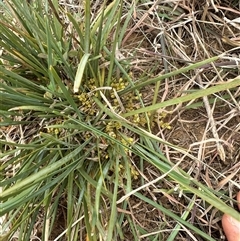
[47,127,60,135]
[110,77,171,130]
[154,112,172,130]
[111,78,128,91]
[73,76,171,181]
[77,79,98,116]
[120,136,134,153]
[105,121,122,133]
[46,118,65,136]
[118,163,139,180]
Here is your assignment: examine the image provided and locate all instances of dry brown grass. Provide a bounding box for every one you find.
[116,1,240,240]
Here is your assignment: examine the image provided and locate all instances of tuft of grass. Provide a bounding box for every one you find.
[1,0,240,241]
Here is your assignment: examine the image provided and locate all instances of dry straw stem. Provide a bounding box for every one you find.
[197,75,226,162]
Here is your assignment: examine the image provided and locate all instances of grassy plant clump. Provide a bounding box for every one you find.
[1,0,240,241]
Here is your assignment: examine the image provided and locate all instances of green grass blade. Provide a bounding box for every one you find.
[73,53,91,93]
[123,77,240,117]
